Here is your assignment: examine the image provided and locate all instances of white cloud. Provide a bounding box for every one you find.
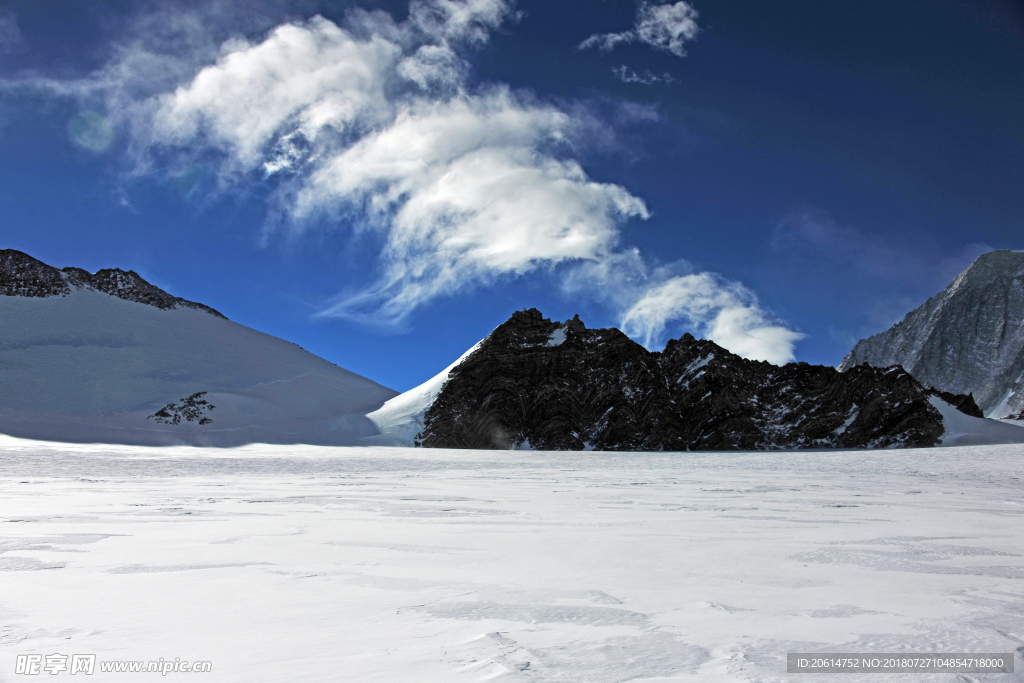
[406,0,517,45]
[112,5,654,325]
[4,0,802,363]
[580,1,699,58]
[144,17,401,175]
[612,65,674,85]
[396,44,466,90]
[295,89,649,322]
[568,257,803,365]
[634,1,700,56]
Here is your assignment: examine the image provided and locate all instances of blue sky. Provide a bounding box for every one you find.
[1,0,1021,391]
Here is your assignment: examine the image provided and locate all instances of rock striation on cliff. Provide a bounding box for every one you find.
[840,250,1024,417]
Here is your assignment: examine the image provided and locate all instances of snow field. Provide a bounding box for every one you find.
[0,437,1022,682]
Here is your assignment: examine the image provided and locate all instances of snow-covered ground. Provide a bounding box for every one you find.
[1,437,1022,682]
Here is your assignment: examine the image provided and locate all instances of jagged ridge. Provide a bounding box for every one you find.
[419,309,979,451]
[839,250,1024,417]
[0,249,225,318]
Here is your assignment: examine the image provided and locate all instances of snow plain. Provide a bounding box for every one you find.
[1,437,1022,682]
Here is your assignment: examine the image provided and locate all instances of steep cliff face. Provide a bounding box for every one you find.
[840,250,1024,417]
[1,249,225,318]
[418,309,971,451]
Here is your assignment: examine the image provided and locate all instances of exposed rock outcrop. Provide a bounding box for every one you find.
[419,309,973,451]
[0,249,225,318]
[840,250,1024,417]
[148,391,216,426]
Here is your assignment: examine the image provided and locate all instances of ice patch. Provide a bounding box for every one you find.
[109,563,268,574]
[0,556,66,571]
[410,601,649,626]
[677,353,713,384]
[808,604,881,618]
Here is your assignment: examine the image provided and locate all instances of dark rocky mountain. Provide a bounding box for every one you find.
[839,250,1024,417]
[0,249,225,318]
[418,309,981,451]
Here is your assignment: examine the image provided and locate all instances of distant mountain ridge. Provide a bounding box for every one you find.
[0,249,225,319]
[5,248,1017,449]
[840,250,1024,418]
[416,308,984,451]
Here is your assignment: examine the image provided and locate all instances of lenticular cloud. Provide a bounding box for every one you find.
[9,0,802,363]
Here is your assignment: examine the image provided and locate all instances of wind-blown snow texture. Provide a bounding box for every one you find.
[1,438,1022,682]
[840,250,1024,418]
[419,309,984,451]
[0,251,396,446]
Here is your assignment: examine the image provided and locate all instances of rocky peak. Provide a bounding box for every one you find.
[955,249,1024,288]
[840,249,1024,416]
[419,309,976,451]
[0,248,226,319]
[0,249,71,297]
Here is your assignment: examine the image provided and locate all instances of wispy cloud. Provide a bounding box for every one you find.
[565,253,802,365]
[2,0,801,364]
[773,208,992,336]
[774,209,991,288]
[580,1,699,58]
[301,88,650,323]
[623,275,803,364]
[612,65,674,85]
[0,9,21,54]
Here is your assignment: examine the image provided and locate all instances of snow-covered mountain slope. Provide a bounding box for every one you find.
[0,252,396,446]
[840,250,1024,417]
[363,341,482,446]
[928,396,1024,446]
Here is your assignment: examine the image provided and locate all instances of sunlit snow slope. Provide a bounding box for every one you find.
[0,290,396,446]
[364,341,482,446]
